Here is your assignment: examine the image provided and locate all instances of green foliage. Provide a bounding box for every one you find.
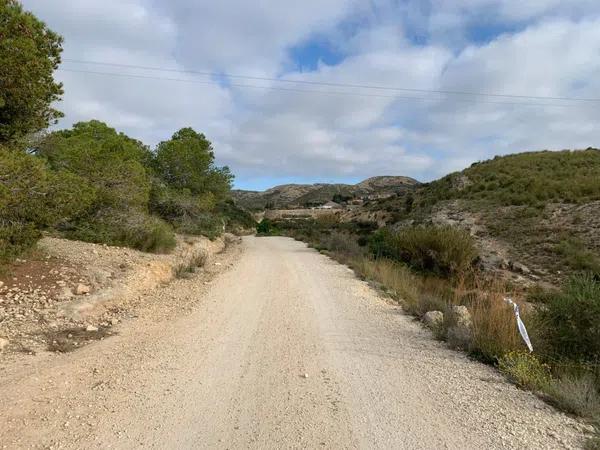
[64,208,176,254]
[37,121,152,209]
[555,238,600,275]
[149,181,223,239]
[0,5,235,257]
[0,0,64,144]
[256,218,278,236]
[0,147,95,261]
[369,226,478,276]
[332,193,352,203]
[0,221,39,262]
[538,273,600,363]
[148,128,235,240]
[216,200,257,233]
[32,121,180,252]
[498,351,552,391]
[154,128,233,200]
[172,213,222,240]
[416,149,600,209]
[0,148,94,225]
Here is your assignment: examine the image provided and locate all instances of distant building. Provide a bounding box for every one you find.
[318,201,342,209]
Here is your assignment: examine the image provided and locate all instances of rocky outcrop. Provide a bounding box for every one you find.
[446,305,473,350]
[423,311,444,330]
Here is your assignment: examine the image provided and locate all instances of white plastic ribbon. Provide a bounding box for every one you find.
[504,297,534,352]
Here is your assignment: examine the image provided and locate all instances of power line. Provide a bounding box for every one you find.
[57,68,588,108]
[62,58,600,103]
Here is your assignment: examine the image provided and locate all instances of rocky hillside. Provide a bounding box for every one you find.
[360,149,600,285]
[232,176,418,210]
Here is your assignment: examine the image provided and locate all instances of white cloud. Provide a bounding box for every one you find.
[19,0,600,189]
[151,0,353,74]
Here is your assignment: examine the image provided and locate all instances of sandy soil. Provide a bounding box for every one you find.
[0,236,591,449]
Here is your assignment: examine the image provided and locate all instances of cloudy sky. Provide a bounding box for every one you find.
[21,0,600,190]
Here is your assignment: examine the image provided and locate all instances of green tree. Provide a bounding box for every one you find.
[0,147,95,261]
[0,0,64,145]
[37,120,152,209]
[35,121,176,253]
[155,127,233,201]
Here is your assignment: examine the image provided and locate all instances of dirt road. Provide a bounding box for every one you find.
[0,237,587,449]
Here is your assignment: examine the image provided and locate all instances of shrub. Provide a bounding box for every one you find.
[469,290,531,362]
[0,148,95,226]
[526,283,559,304]
[349,257,424,313]
[64,209,176,254]
[587,434,600,450]
[369,225,478,276]
[315,213,340,228]
[174,248,208,278]
[555,238,600,275]
[216,200,256,233]
[316,231,364,256]
[0,221,39,262]
[538,273,600,363]
[0,148,95,262]
[256,218,278,236]
[416,149,600,209]
[499,351,552,391]
[173,213,223,240]
[545,373,600,419]
[150,183,224,239]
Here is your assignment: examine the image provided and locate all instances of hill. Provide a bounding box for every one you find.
[232,176,419,210]
[360,148,600,284]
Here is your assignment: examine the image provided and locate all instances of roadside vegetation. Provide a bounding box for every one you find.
[0,1,254,267]
[370,148,600,284]
[259,215,600,443]
[414,149,600,209]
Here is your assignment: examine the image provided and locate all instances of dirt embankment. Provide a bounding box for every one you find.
[0,234,233,360]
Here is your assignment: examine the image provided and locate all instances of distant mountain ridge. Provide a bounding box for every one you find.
[232,176,419,210]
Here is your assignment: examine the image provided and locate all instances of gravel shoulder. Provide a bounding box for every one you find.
[0,236,589,449]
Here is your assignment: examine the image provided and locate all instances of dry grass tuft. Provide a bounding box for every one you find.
[469,288,530,362]
[545,373,600,419]
[349,257,421,310]
[174,249,208,278]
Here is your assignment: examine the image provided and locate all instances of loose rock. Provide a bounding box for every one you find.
[75,283,91,295]
[423,311,444,330]
[447,305,473,350]
[510,261,531,275]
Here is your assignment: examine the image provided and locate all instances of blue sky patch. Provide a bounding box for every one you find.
[288,38,345,72]
[467,21,523,44]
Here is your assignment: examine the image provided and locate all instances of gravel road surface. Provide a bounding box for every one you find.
[0,236,587,449]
